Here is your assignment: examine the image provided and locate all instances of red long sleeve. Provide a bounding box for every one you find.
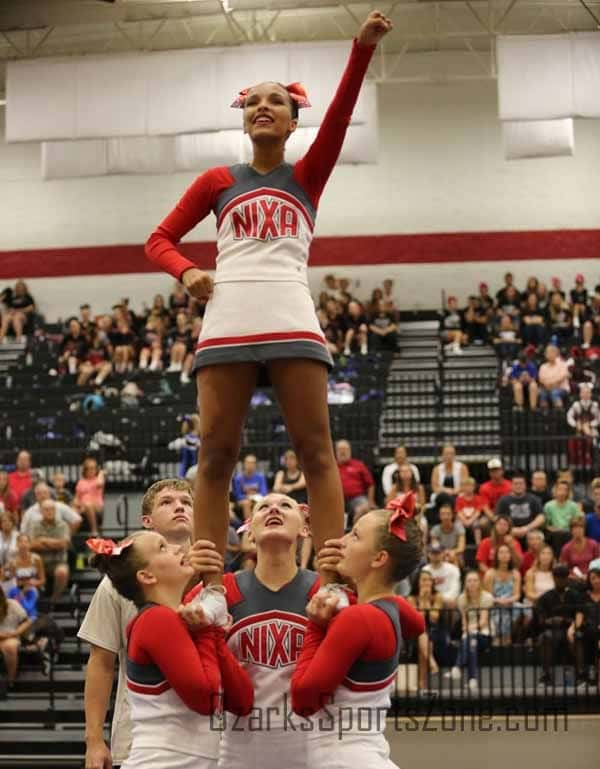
[129,605,222,715]
[291,598,425,716]
[294,39,375,208]
[291,604,386,716]
[144,166,234,280]
[216,631,254,716]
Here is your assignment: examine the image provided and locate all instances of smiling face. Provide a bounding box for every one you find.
[243,82,298,145]
[135,531,194,594]
[249,493,308,548]
[337,512,385,583]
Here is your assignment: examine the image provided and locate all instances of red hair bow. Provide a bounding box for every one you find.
[386,492,416,542]
[87,538,133,557]
[231,82,311,109]
[298,504,310,525]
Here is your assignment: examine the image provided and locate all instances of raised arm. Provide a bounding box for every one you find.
[294,11,391,208]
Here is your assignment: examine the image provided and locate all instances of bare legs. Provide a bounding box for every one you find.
[194,363,258,585]
[269,359,344,581]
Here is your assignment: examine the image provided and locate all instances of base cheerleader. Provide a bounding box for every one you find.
[87,532,253,769]
[291,494,424,768]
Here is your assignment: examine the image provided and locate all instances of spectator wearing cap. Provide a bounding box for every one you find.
[508,352,539,411]
[530,470,552,507]
[536,564,585,686]
[430,502,465,567]
[559,516,599,581]
[440,296,467,355]
[455,477,492,545]
[585,478,600,542]
[538,344,570,410]
[520,293,547,348]
[336,440,375,525]
[422,543,461,608]
[430,444,469,499]
[567,383,600,438]
[381,445,420,498]
[7,451,33,513]
[479,459,512,513]
[496,472,545,543]
[544,479,580,554]
[476,515,524,575]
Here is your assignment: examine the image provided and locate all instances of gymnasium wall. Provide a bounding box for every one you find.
[1,75,599,320]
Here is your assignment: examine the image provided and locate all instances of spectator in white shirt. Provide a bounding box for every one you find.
[538,344,571,410]
[381,445,420,497]
[567,383,600,439]
[20,483,82,539]
[423,543,461,608]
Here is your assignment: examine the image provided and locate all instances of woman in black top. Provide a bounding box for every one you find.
[272,449,308,504]
[0,280,36,342]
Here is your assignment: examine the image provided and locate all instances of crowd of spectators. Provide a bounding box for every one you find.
[1,275,400,397]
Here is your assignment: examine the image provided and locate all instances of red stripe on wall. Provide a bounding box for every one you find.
[1,229,599,279]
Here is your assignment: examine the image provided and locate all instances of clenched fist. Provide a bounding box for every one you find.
[182,267,214,301]
[357,10,393,47]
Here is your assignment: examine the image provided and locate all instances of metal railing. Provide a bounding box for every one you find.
[392,605,600,715]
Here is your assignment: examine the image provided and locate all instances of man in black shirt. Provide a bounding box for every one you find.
[496,473,545,543]
[536,565,585,684]
[530,470,552,506]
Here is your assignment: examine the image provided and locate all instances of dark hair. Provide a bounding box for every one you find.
[552,564,569,579]
[90,532,148,608]
[374,509,422,583]
[276,85,299,120]
[0,584,6,623]
[493,543,514,571]
[411,568,437,597]
[392,464,418,493]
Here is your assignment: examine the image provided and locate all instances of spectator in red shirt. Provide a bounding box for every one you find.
[455,477,493,544]
[479,458,512,513]
[0,471,18,524]
[7,452,33,513]
[476,515,523,575]
[560,516,600,581]
[335,439,375,525]
[520,529,546,576]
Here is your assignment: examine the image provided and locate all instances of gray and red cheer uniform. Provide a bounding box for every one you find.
[186,571,423,769]
[145,40,375,372]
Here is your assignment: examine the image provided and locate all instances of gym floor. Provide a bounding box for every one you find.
[386,715,599,769]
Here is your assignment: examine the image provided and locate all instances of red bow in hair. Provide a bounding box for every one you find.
[231,82,311,109]
[385,492,416,542]
[87,538,133,557]
[298,504,310,525]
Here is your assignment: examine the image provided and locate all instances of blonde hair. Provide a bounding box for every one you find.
[141,479,193,519]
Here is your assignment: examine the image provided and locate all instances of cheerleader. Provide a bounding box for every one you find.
[145,11,393,618]
[87,532,253,769]
[182,493,425,769]
[291,493,424,768]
